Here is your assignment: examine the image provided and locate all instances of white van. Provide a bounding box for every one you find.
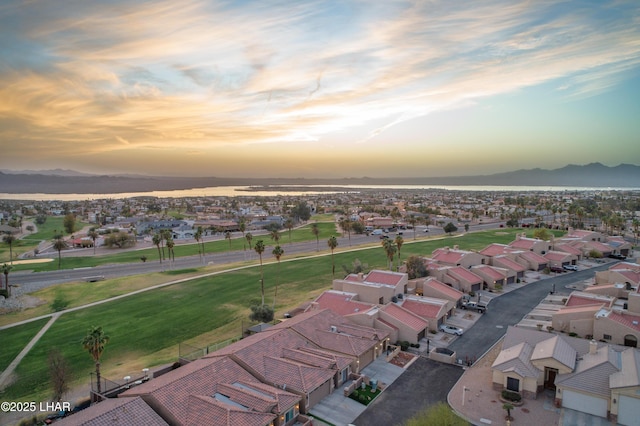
[371,229,383,235]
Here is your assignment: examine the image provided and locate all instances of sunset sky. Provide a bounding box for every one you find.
[1,0,639,178]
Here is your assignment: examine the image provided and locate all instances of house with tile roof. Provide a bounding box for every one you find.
[508,233,553,255]
[430,245,486,268]
[492,326,640,424]
[400,295,450,332]
[490,255,526,282]
[377,302,429,343]
[470,264,510,291]
[543,250,578,268]
[552,242,584,260]
[332,270,407,305]
[312,290,375,317]
[605,236,632,257]
[417,277,464,306]
[55,396,170,426]
[115,355,304,426]
[430,266,484,293]
[570,240,613,258]
[514,250,548,271]
[593,309,640,348]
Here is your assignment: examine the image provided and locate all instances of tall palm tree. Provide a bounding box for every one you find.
[272,245,284,309]
[327,236,338,277]
[239,220,246,250]
[166,237,175,264]
[245,232,253,258]
[254,240,266,305]
[394,235,404,270]
[194,227,203,262]
[152,233,162,264]
[284,219,294,244]
[340,218,352,246]
[2,263,12,297]
[160,229,172,260]
[52,235,67,270]
[2,233,16,264]
[311,223,320,251]
[408,215,417,240]
[381,238,396,271]
[225,231,232,250]
[88,229,99,255]
[82,326,110,394]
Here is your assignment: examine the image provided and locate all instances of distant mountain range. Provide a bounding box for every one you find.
[0,163,639,194]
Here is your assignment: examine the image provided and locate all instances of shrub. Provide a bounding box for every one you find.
[50,295,69,312]
[569,332,578,337]
[501,390,521,402]
[0,289,8,298]
[400,341,410,351]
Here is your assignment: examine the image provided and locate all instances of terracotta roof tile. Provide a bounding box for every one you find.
[55,397,168,426]
[381,303,428,331]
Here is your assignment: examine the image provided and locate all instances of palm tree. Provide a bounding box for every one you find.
[270,230,281,245]
[408,215,418,240]
[160,229,172,260]
[194,227,203,262]
[82,326,110,394]
[272,245,284,309]
[254,240,266,305]
[225,231,232,250]
[88,228,99,255]
[284,219,294,244]
[2,233,16,264]
[340,218,352,246]
[52,234,67,270]
[245,233,253,258]
[166,237,175,265]
[394,235,404,270]
[382,238,396,271]
[152,233,162,264]
[327,236,338,277]
[311,223,320,251]
[2,263,12,297]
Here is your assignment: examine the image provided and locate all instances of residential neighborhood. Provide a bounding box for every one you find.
[1,188,639,426]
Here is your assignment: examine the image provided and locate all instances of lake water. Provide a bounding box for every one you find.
[1,184,638,202]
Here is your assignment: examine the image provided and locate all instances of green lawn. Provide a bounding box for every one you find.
[0,318,49,373]
[0,227,546,401]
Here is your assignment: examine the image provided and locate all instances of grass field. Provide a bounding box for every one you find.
[0,319,49,373]
[0,227,546,401]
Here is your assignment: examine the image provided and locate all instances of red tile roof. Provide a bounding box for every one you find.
[365,270,405,286]
[447,266,482,284]
[492,255,526,272]
[401,299,444,319]
[565,295,609,308]
[314,291,374,316]
[544,251,574,262]
[518,251,547,263]
[606,311,640,332]
[554,243,582,256]
[186,394,277,426]
[509,238,538,250]
[381,303,429,331]
[55,397,168,426]
[473,265,507,280]
[423,278,464,300]
[479,243,511,257]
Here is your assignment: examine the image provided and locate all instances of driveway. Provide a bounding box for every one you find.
[353,357,465,426]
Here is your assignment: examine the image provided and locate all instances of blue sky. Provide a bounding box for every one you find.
[1,0,639,178]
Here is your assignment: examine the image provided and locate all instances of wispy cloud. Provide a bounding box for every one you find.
[0,0,639,174]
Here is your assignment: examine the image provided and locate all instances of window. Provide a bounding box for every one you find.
[285,408,295,423]
[506,377,520,392]
[603,334,612,340]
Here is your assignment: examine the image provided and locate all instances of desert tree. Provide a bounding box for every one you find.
[48,348,71,402]
[269,229,281,245]
[82,326,110,394]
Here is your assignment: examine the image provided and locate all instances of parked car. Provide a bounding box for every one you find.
[609,253,626,260]
[549,266,564,273]
[380,235,389,239]
[439,324,464,336]
[461,301,487,313]
[563,264,578,271]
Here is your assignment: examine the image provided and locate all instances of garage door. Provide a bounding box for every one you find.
[562,390,608,418]
[618,395,640,426]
